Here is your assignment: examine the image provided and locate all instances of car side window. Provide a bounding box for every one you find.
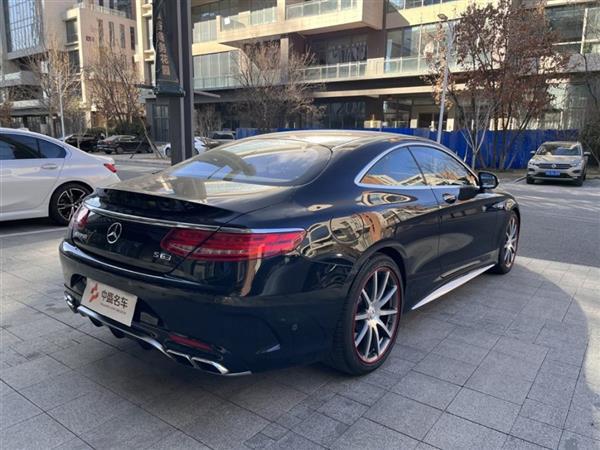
[0,134,42,159]
[38,139,66,158]
[410,146,478,187]
[360,148,426,187]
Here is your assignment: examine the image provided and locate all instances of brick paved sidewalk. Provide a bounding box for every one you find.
[1,236,599,449]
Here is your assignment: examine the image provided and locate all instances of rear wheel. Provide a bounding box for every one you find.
[329,254,402,375]
[490,211,519,274]
[526,176,534,184]
[116,146,125,154]
[49,183,92,225]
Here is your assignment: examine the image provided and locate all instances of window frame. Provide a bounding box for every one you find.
[358,146,427,188]
[355,142,479,190]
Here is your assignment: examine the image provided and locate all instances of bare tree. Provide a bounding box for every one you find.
[25,34,82,137]
[195,104,222,140]
[85,45,143,130]
[234,41,321,131]
[426,25,497,168]
[0,87,14,127]
[428,0,569,169]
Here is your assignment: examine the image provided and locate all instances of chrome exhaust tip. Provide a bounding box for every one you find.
[64,293,77,313]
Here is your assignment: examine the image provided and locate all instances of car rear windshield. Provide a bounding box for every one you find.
[167,139,331,186]
[536,143,581,156]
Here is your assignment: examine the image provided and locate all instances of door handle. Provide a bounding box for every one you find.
[41,163,58,170]
[442,193,457,204]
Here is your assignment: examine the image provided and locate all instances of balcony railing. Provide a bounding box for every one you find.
[383,55,458,75]
[73,2,127,18]
[220,7,276,31]
[194,76,239,90]
[302,61,367,82]
[193,21,217,42]
[286,0,358,19]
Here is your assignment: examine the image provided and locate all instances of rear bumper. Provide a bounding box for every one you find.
[59,241,346,374]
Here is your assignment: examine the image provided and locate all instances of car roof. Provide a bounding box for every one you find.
[0,127,66,145]
[541,141,580,146]
[244,130,426,150]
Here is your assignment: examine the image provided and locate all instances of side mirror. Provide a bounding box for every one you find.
[584,151,591,157]
[479,171,499,190]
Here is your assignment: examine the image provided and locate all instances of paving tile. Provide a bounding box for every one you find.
[244,432,275,449]
[147,432,209,450]
[183,402,269,450]
[50,338,118,369]
[275,365,336,395]
[527,371,578,409]
[359,366,405,390]
[334,378,386,406]
[493,336,548,364]
[143,384,223,428]
[558,431,600,450]
[47,388,135,435]
[466,366,532,404]
[446,326,501,350]
[519,399,569,428]
[270,431,324,450]
[390,343,429,362]
[510,416,562,449]
[414,352,477,385]
[84,405,175,449]
[478,350,543,382]
[293,412,348,447]
[502,436,546,449]
[447,388,520,433]
[364,392,441,440]
[504,317,546,343]
[20,370,101,410]
[381,355,416,376]
[564,405,600,441]
[230,380,307,420]
[424,412,507,450]
[433,338,489,365]
[1,413,76,450]
[6,315,71,340]
[0,390,42,430]
[54,437,93,450]
[392,370,460,409]
[317,394,368,425]
[331,418,419,450]
[0,355,70,389]
[261,422,288,440]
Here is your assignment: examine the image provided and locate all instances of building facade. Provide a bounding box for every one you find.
[182,0,598,132]
[0,0,136,135]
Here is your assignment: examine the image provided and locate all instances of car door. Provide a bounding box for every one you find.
[0,133,66,214]
[356,145,441,307]
[409,145,499,278]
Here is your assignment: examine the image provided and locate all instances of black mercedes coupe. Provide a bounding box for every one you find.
[60,131,520,375]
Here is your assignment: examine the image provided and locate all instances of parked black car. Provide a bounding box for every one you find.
[64,133,103,152]
[97,135,151,154]
[60,131,520,376]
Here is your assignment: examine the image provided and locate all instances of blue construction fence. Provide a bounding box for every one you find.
[235,127,580,169]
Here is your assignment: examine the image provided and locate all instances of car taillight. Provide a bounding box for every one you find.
[70,205,90,231]
[104,163,117,173]
[160,228,305,261]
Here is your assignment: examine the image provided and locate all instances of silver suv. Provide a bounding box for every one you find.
[527,141,590,186]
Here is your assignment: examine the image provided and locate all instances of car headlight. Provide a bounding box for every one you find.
[571,161,583,168]
[528,161,538,167]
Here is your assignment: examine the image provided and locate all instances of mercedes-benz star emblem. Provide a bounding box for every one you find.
[106,222,122,244]
[552,163,556,168]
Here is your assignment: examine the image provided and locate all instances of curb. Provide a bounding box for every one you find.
[113,158,171,167]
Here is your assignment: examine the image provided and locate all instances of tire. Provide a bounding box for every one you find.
[49,183,92,226]
[116,146,125,155]
[329,254,403,375]
[526,177,534,184]
[574,176,583,186]
[165,147,171,158]
[489,211,519,274]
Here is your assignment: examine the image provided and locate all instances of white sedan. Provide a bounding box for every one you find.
[161,137,207,158]
[0,128,120,225]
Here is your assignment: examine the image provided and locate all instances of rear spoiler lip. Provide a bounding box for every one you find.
[83,202,302,235]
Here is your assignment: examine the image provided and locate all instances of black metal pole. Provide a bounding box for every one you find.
[153,0,193,165]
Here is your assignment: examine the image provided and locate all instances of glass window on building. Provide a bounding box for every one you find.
[68,50,80,72]
[109,21,115,46]
[145,17,152,49]
[385,23,440,73]
[192,2,218,42]
[547,5,585,53]
[152,104,170,142]
[309,34,368,65]
[4,0,42,53]
[98,19,104,44]
[120,24,126,48]
[249,0,276,26]
[584,6,600,53]
[66,19,78,43]
[319,101,366,129]
[130,26,136,50]
[387,0,456,12]
[383,99,411,128]
[193,51,239,89]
